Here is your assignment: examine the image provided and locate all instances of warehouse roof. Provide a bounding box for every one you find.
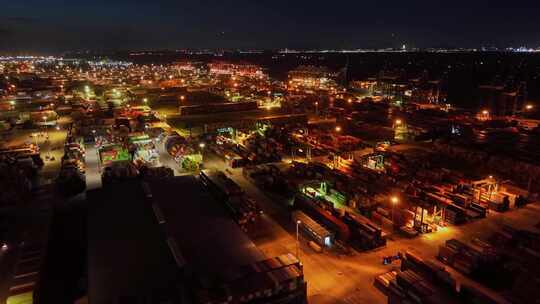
[88,176,267,302]
[147,176,265,283]
[87,182,179,303]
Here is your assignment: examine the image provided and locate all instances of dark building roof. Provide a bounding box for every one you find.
[87,182,180,304]
[87,176,265,303]
[147,176,265,283]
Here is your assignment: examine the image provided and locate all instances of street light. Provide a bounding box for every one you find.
[199,142,205,149]
[335,126,342,132]
[391,196,399,228]
[143,98,148,103]
[525,104,534,111]
[482,110,489,115]
[395,119,402,125]
[296,220,301,259]
[31,133,38,147]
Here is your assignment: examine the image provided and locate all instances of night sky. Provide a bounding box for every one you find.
[1,0,539,52]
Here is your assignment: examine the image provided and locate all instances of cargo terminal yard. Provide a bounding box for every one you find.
[1,55,540,304]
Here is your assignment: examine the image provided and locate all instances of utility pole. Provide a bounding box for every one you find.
[296,220,301,259]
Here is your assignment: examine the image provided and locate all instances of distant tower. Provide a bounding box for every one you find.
[338,55,350,88]
[517,81,528,114]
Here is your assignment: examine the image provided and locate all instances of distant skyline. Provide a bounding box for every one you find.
[1,0,540,52]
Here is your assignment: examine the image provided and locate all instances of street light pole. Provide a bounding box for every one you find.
[296,220,301,259]
[42,116,51,158]
[391,196,399,230]
[199,142,205,166]
[392,202,395,228]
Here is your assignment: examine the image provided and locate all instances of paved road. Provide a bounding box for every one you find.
[0,128,68,186]
[39,130,68,186]
[85,145,102,190]
[155,140,182,176]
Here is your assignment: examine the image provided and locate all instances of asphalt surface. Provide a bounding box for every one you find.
[155,139,182,176]
[0,127,68,186]
[38,129,68,185]
[84,145,102,190]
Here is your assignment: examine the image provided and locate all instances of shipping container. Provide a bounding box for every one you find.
[294,195,351,242]
[292,211,334,247]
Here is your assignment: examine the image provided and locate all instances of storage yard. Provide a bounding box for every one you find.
[2,56,540,304]
[201,150,540,304]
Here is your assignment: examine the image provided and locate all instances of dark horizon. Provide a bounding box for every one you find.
[1,0,540,53]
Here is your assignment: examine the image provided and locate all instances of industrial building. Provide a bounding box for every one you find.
[88,176,307,304]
